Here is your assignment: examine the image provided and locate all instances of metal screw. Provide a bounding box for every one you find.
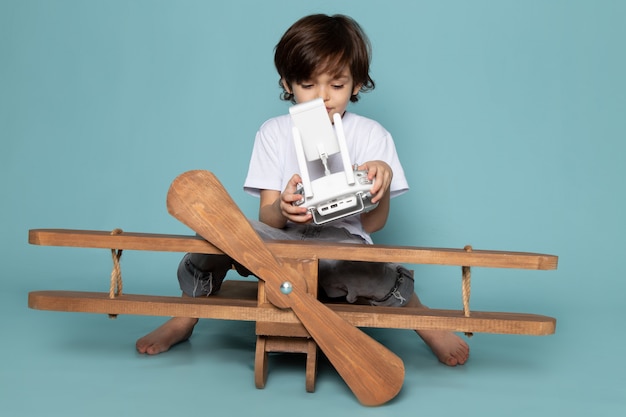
[280,281,293,295]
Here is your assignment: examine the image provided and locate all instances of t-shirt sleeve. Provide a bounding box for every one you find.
[354,122,409,199]
[243,120,285,197]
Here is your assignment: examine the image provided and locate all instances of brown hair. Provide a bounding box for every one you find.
[274,14,375,103]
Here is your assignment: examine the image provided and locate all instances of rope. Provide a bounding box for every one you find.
[462,245,473,338]
[109,228,124,298]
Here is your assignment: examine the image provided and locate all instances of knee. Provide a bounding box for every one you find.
[177,253,230,297]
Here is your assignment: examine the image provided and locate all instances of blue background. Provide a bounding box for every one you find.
[2,1,624,416]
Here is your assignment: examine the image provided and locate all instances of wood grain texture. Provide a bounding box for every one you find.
[29,229,558,270]
[165,170,405,406]
[28,282,555,335]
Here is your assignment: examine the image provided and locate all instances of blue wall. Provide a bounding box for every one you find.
[2,1,624,416]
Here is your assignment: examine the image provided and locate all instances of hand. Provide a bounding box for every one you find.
[280,174,313,223]
[358,160,393,204]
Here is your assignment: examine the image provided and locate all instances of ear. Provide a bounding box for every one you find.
[281,79,293,94]
[352,83,362,96]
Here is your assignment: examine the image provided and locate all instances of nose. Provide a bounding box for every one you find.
[317,86,330,101]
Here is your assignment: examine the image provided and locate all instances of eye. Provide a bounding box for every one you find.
[332,84,345,89]
[299,82,314,89]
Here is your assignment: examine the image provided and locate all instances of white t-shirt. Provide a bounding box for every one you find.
[243,111,409,243]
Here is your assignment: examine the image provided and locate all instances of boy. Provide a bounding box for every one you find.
[137,14,469,367]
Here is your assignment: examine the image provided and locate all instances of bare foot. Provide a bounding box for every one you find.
[417,330,470,366]
[405,294,469,366]
[136,317,198,355]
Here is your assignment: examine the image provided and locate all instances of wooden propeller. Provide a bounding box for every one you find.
[166,170,404,406]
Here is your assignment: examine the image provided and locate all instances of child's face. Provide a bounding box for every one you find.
[284,69,361,123]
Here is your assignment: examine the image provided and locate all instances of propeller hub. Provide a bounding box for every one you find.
[279,281,293,295]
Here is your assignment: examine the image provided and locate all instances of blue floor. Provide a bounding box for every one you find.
[2,267,624,417]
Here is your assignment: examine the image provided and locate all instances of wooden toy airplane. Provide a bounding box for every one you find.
[28,170,558,406]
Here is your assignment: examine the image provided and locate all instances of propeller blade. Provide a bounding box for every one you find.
[166,170,404,406]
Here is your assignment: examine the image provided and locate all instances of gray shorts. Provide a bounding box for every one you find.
[178,220,414,307]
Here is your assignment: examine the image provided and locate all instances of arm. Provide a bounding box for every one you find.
[260,161,393,233]
[259,174,312,228]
